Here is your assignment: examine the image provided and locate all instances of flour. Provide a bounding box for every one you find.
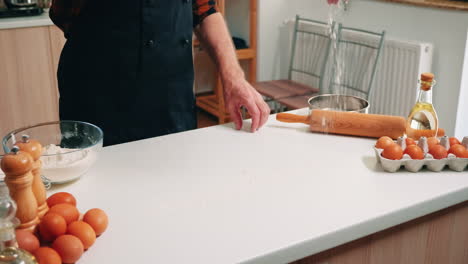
[40,144,97,183]
[41,144,88,168]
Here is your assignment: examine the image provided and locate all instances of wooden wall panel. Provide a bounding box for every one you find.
[0,26,61,143]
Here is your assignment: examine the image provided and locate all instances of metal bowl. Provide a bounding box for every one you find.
[307,94,369,113]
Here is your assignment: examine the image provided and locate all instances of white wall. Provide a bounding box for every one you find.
[455,29,468,139]
[258,0,468,136]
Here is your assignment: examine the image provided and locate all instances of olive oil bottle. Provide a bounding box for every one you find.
[0,183,37,264]
[406,73,439,140]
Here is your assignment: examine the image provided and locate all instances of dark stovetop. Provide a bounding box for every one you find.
[0,7,43,19]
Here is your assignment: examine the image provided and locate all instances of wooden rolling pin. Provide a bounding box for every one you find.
[276,110,445,139]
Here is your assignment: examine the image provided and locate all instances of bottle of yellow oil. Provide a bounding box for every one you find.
[406,73,439,140]
[0,183,37,264]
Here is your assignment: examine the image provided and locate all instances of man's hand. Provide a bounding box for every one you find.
[222,76,270,132]
[195,13,271,132]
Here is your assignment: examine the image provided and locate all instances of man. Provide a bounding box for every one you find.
[50,1,270,146]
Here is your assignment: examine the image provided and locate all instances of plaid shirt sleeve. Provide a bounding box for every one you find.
[193,0,218,27]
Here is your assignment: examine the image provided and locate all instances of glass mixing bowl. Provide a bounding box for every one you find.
[2,121,103,184]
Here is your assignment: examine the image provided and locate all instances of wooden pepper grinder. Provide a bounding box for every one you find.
[16,135,49,219]
[0,146,39,231]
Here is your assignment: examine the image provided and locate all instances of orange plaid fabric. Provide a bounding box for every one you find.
[192,0,217,27]
[50,0,218,34]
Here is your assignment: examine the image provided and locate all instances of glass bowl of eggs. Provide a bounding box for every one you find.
[2,121,103,185]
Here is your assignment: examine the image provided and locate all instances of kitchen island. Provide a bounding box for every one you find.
[49,111,468,264]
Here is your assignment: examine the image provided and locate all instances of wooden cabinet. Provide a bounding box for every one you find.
[292,201,468,264]
[0,25,65,141]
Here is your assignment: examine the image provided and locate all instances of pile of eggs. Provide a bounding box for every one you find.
[15,192,108,264]
[374,136,468,172]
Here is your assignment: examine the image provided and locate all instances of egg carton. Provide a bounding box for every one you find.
[375,136,468,173]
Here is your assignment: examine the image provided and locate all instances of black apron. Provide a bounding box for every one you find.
[58,0,197,146]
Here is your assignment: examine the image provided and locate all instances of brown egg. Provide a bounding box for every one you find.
[382,144,403,160]
[427,137,440,150]
[15,230,39,254]
[375,136,394,149]
[449,137,461,146]
[429,145,448,159]
[461,150,468,158]
[52,235,84,264]
[83,208,109,236]
[405,138,417,146]
[448,144,467,158]
[404,145,424,160]
[40,213,67,238]
[34,247,62,264]
[48,203,80,225]
[67,221,96,249]
[47,192,77,208]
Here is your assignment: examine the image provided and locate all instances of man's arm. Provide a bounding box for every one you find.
[194,13,270,132]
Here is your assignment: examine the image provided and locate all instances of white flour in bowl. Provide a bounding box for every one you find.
[42,144,88,168]
[40,144,97,183]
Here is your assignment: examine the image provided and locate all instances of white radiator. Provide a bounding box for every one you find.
[368,39,433,116]
[284,19,433,117]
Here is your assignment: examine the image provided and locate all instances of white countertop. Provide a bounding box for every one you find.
[0,12,53,30]
[49,111,468,264]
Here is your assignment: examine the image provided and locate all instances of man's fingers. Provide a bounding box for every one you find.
[245,100,260,132]
[228,104,243,130]
[254,91,270,129]
[256,101,268,128]
[256,100,270,129]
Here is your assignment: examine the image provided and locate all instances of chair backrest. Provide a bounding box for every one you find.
[288,15,333,91]
[327,24,386,100]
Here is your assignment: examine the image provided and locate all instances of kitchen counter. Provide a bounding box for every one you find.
[50,111,468,264]
[0,12,53,30]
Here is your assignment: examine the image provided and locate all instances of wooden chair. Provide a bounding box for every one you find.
[278,24,386,110]
[253,16,333,111]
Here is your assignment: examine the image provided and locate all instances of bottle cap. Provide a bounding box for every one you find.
[420,73,435,91]
[421,72,434,82]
